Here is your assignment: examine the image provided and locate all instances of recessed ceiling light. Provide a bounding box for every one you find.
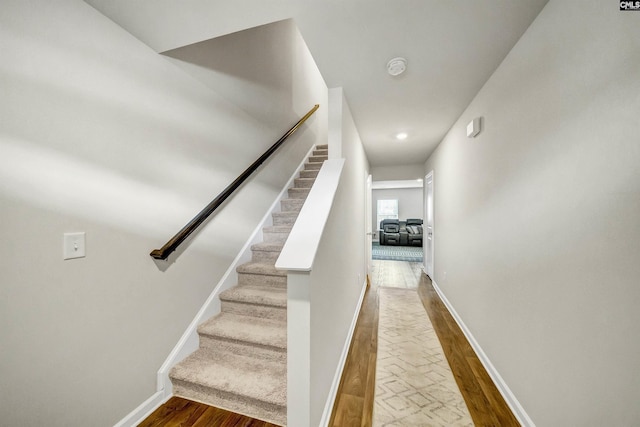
[396,132,408,141]
[387,57,407,76]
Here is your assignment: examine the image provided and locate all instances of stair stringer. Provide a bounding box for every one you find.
[114,144,318,427]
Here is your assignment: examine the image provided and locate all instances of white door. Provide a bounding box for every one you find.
[365,174,373,282]
[424,172,434,278]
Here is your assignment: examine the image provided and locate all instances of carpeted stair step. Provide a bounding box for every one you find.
[251,242,284,263]
[287,187,310,199]
[313,148,328,156]
[293,177,316,189]
[198,312,286,359]
[304,161,323,171]
[316,144,328,150]
[220,285,287,321]
[170,347,286,426]
[262,225,294,243]
[272,211,300,226]
[308,155,327,163]
[237,262,287,287]
[280,198,306,212]
[236,262,286,277]
[299,169,319,179]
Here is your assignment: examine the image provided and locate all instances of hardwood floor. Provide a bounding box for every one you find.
[369,259,422,289]
[138,397,279,427]
[328,261,520,426]
[327,278,379,427]
[417,273,520,426]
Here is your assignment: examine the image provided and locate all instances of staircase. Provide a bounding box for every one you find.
[169,144,328,426]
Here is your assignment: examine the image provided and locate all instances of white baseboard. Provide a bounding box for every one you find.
[319,278,368,427]
[112,392,169,427]
[113,145,318,427]
[431,280,536,427]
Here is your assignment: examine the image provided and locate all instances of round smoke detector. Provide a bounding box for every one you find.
[387,57,407,76]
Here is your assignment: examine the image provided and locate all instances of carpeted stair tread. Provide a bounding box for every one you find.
[251,242,285,253]
[304,162,323,170]
[287,188,311,199]
[198,312,286,349]
[280,198,306,211]
[299,169,319,179]
[220,285,287,308]
[251,242,284,263]
[272,210,301,218]
[294,177,316,188]
[170,347,286,407]
[271,211,300,226]
[263,225,294,233]
[237,262,286,276]
[308,155,327,163]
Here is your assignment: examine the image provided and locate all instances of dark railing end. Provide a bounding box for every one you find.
[150,248,167,260]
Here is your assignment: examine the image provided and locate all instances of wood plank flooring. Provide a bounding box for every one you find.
[329,261,520,426]
[417,273,520,426]
[138,397,279,427]
[327,277,379,427]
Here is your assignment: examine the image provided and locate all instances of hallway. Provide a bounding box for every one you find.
[328,260,519,426]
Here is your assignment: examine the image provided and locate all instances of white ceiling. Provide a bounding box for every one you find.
[85,0,548,167]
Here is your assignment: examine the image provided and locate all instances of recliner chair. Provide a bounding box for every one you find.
[405,218,423,246]
[379,219,401,245]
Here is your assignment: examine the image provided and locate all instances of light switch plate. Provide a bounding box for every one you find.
[64,232,86,260]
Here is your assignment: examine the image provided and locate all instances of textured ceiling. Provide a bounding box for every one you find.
[85,0,549,167]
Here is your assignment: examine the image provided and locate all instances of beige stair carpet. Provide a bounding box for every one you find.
[169,145,328,426]
[374,287,474,426]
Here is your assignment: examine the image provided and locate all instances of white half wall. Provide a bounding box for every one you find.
[311,92,370,426]
[424,1,640,425]
[0,1,327,425]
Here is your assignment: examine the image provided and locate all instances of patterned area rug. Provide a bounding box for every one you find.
[373,287,473,426]
[372,242,423,262]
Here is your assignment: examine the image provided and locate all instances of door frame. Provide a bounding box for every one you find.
[365,173,373,282]
[424,171,434,279]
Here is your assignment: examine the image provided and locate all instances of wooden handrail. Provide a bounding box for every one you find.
[150,104,319,260]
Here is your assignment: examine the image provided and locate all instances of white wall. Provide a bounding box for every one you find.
[308,90,369,426]
[0,1,326,425]
[424,1,640,425]
[371,163,425,181]
[162,19,325,141]
[372,187,423,232]
[160,19,328,198]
